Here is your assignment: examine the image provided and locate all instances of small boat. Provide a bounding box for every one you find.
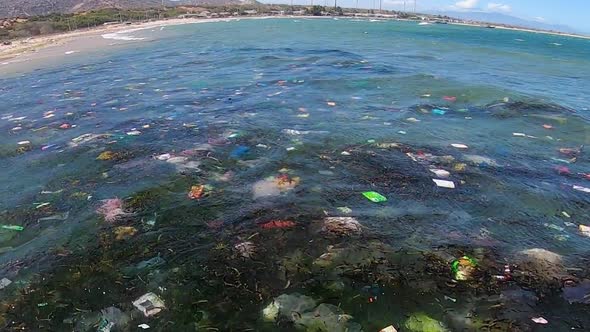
[418,22,431,25]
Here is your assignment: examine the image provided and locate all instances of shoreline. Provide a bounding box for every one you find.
[448,21,590,40]
[0,16,272,75]
[1,15,588,75]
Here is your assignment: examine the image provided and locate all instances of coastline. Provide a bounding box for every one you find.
[448,21,590,40]
[0,16,279,75]
[1,15,588,76]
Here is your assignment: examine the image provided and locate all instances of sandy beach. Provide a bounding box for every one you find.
[0,17,272,76]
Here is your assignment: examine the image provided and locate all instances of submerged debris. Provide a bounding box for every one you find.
[114,226,137,240]
[404,312,449,332]
[262,293,361,331]
[234,241,256,258]
[132,293,165,317]
[259,220,296,229]
[96,198,130,223]
[322,217,363,236]
[451,256,477,281]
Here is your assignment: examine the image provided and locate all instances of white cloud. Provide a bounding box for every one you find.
[487,2,511,12]
[455,0,479,9]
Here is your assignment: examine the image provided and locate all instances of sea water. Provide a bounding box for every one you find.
[0,18,589,331]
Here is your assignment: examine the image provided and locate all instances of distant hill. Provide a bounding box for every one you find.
[0,0,255,18]
[431,11,579,34]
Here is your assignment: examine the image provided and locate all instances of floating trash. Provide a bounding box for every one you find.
[188,185,205,200]
[405,312,449,332]
[433,179,455,189]
[579,225,590,237]
[323,217,362,236]
[380,325,398,332]
[337,206,353,214]
[259,220,296,229]
[114,226,137,240]
[126,130,141,136]
[451,143,468,149]
[573,185,590,193]
[1,225,24,231]
[430,169,450,178]
[97,198,130,223]
[362,191,387,203]
[230,146,250,158]
[132,293,165,317]
[532,317,548,324]
[97,151,117,160]
[451,256,477,281]
[0,278,12,289]
[235,241,256,258]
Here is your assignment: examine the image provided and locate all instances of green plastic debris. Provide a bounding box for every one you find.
[1,225,24,231]
[404,312,448,332]
[362,191,387,203]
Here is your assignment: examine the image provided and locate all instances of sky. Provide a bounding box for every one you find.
[258,0,590,33]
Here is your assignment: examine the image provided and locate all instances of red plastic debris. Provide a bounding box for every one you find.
[443,96,457,102]
[259,220,296,229]
[59,123,71,129]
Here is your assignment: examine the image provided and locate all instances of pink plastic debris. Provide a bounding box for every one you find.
[96,198,130,223]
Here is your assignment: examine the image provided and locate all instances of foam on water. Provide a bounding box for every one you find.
[101,27,148,41]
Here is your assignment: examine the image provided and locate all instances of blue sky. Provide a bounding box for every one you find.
[259,0,590,33]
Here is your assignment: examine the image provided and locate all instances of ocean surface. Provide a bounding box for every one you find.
[0,18,589,331]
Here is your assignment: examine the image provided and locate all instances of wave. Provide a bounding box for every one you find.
[101,32,146,41]
[102,28,147,41]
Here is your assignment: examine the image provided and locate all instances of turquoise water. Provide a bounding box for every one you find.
[0,18,589,331]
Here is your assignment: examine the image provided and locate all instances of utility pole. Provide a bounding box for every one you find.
[334,0,337,10]
[379,0,382,12]
[414,0,417,13]
[403,0,406,12]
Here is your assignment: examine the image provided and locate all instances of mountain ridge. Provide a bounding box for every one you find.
[430,10,579,34]
[0,0,254,19]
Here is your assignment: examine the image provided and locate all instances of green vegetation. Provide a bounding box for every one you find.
[0,8,179,40]
[0,3,420,42]
[0,5,265,41]
[307,5,325,16]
